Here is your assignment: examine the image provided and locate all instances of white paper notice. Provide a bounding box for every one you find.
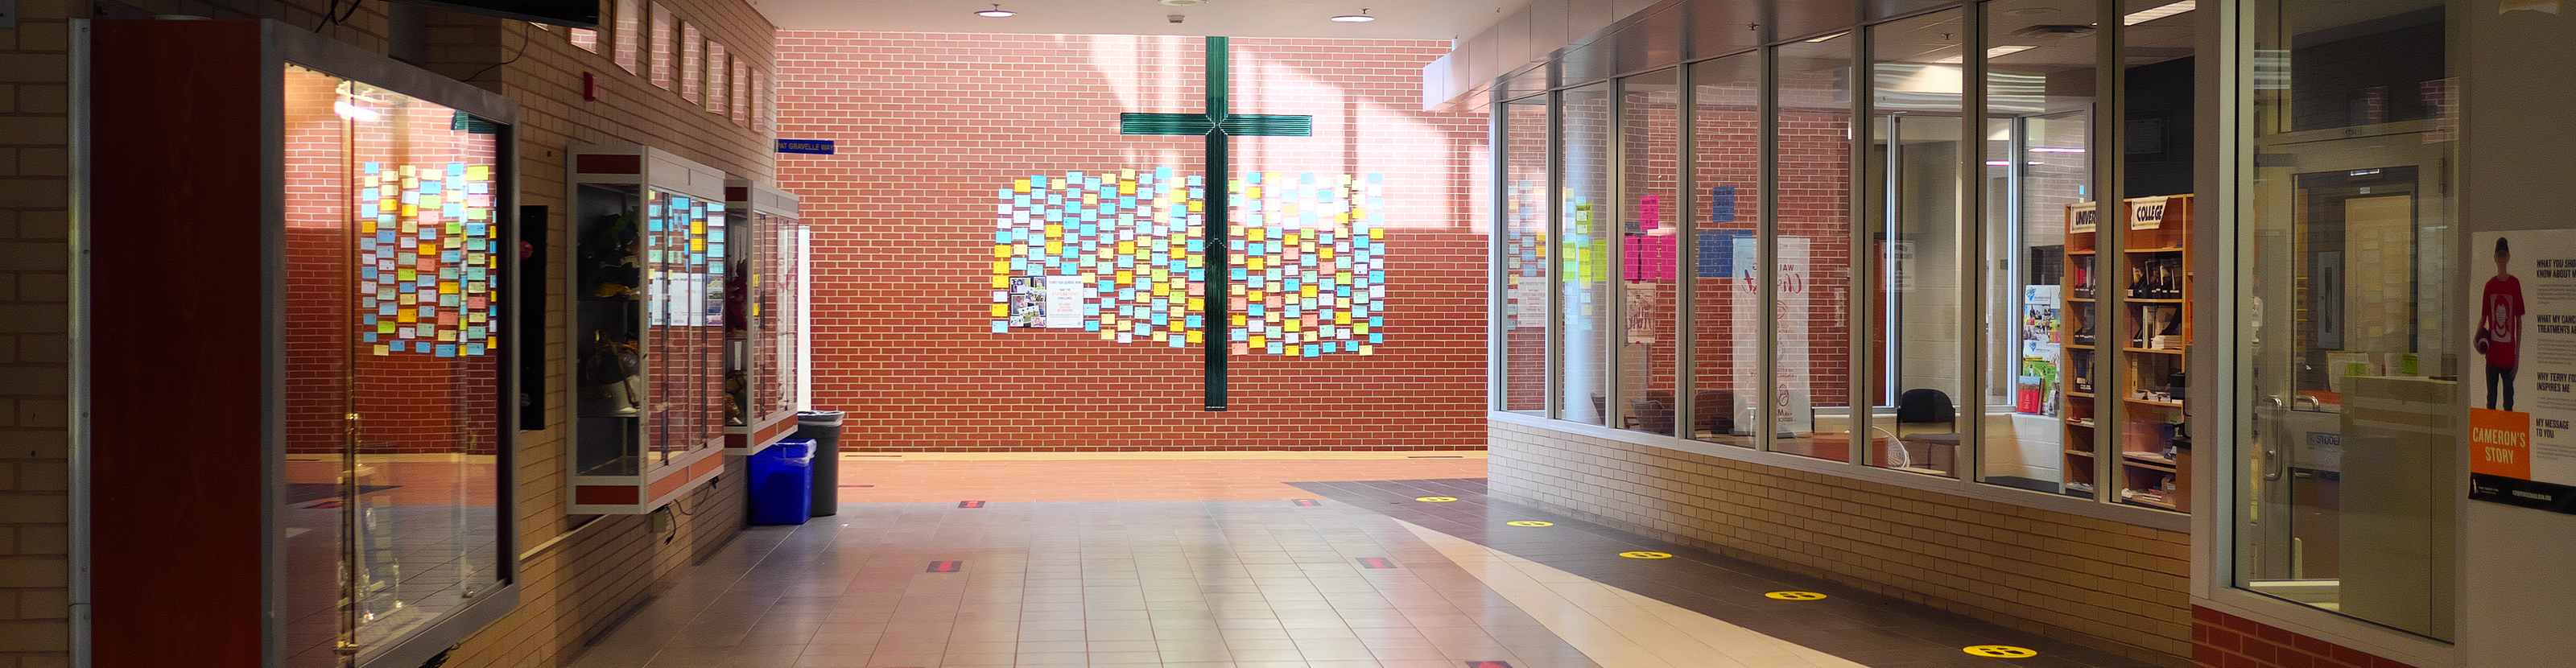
[1044,275,1085,329]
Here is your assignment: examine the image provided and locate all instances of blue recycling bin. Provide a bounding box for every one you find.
[749,439,816,525]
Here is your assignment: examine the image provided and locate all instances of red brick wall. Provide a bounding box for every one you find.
[774,32,1489,450]
[2194,608,2426,668]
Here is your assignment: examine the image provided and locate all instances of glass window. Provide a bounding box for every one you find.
[2235,0,2457,641]
[1502,97,1550,414]
[281,63,506,657]
[650,4,673,89]
[1558,83,1614,425]
[2113,0,2199,513]
[1689,52,1762,447]
[682,23,704,103]
[613,0,640,73]
[1867,8,1967,476]
[1772,35,1856,460]
[1618,69,1682,436]
[707,43,728,114]
[1980,0,2101,497]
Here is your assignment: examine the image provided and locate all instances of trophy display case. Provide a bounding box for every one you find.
[723,180,807,454]
[566,143,731,513]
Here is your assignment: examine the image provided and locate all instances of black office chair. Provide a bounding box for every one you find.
[1897,388,1955,427]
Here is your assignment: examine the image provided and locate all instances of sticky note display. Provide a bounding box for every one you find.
[992,169,1388,357]
[357,162,502,357]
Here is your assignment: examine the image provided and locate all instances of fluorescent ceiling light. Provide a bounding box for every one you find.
[1932,44,2037,64]
[2122,1,2194,26]
[1806,32,1847,43]
[1331,9,1375,22]
[974,4,1014,17]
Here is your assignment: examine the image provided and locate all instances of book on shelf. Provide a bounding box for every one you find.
[2071,256,2096,299]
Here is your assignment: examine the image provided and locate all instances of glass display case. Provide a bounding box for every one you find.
[566,143,731,513]
[86,19,518,668]
[724,180,807,454]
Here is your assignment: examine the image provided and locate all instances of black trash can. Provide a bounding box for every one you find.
[795,410,846,517]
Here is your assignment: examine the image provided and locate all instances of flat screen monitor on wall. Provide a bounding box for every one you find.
[392,0,600,27]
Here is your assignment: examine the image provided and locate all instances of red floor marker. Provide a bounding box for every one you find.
[957,501,985,508]
[1358,558,1397,569]
[1467,662,1513,668]
[927,561,963,573]
[1292,499,1321,506]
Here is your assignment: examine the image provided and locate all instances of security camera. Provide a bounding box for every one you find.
[1168,14,1185,23]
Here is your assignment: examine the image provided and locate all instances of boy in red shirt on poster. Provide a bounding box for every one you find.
[2479,237,2525,411]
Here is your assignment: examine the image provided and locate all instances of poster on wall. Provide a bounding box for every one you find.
[2019,285,2062,416]
[1624,284,1657,344]
[1008,276,1045,328]
[2468,229,2576,513]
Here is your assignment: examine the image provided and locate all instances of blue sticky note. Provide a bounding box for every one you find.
[362,332,378,343]
[1188,269,1204,282]
[365,163,381,175]
[1232,328,1248,341]
[420,180,443,195]
[377,229,396,244]
[379,303,396,316]
[436,344,456,358]
[390,341,407,352]
[1157,167,1174,181]
[361,314,378,325]
[1370,332,1384,344]
[1097,279,1113,293]
[1303,344,1319,357]
[993,320,1009,333]
[1085,320,1100,332]
[1370,316,1384,328]
[1267,341,1284,355]
[361,266,378,280]
[1249,303,1265,317]
[1152,312,1169,326]
[447,163,465,177]
[1369,270,1386,282]
[1230,267,1248,281]
[466,344,485,356]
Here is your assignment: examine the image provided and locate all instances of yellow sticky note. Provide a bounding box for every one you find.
[1187,200,1203,213]
[401,204,419,218]
[372,344,390,357]
[1046,241,1063,255]
[1116,270,1133,285]
[1121,168,1137,181]
[437,328,457,342]
[1285,320,1302,332]
[1248,258,1265,271]
[1356,323,1370,335]
[1248,186,1262,199]
[1248,290,1264,301]
[1250,335,1266,347]
[1320,246,1335,260]
[1046,224,1063,238]
[691,237,706,253]
[992,303,1008,316]
[1301,285,1319,299]
[1187,330,1203,344]
[398,310,418,324]
[1083,193,1098,206]
[1117,241,1135,254]
[1119,180,1135,196]
[1369,228,1384,240]
[1014,179,1031,193]
[993,275,1009,288]
[1360,344,1373,356]
[1335,312,1352,325]
[466,165,490,180]
[440,281,460,295]
[995,245,1012,258]
[1152,283,1169,297]
[1249,229,1265,242]
[1051,177,1067,189]
[1232,315,1246,326]
[993,261,1010,274]
[1187,254,1204,269]
[1187,298,1204,311]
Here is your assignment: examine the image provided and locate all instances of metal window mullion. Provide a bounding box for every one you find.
[1756,45,1781,453]
[1606,80,1626,427]
[1491,96,1509,413]
[1961,2,1990,482]
[1676,66,1699,439]
[1849,29,1876,468]
[2093,0,2126,505]
[1546,92,1564,421]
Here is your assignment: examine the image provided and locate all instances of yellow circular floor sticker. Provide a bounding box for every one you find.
[1414,497,1458,502]
[1618,551,1673,559]
[1506,521,1554,527]
[1764,591,1828,600]
[1963,645,2038,658]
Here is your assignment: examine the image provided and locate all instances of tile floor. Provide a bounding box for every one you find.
[566,454,2161,668]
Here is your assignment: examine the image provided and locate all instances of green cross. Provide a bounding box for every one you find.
[1121,36,1313,412]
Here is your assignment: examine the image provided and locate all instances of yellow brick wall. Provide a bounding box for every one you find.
[0,0,780,664]
[1488,420,2193,667]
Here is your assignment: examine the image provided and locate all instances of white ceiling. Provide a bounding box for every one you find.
[752,0,1530,41]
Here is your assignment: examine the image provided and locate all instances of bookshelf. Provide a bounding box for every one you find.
[2115,194,2191,513]
[2062,202,2100,497]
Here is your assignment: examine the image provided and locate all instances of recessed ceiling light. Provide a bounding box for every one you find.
[1332,8,1375,23]
[2122,0,2194,26]
[974,3,1013,17]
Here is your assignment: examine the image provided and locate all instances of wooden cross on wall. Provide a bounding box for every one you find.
[1120,36,1313,412]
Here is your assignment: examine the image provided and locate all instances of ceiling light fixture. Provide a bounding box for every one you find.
[974,3,1014,17]
[2121,0,2194,26]
[1932,44,2037,64]
[1331,8,1375,23]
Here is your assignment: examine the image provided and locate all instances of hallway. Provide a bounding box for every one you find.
[564,455,2158,668]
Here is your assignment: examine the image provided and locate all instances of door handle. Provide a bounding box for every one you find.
[2260,396,2285,481]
